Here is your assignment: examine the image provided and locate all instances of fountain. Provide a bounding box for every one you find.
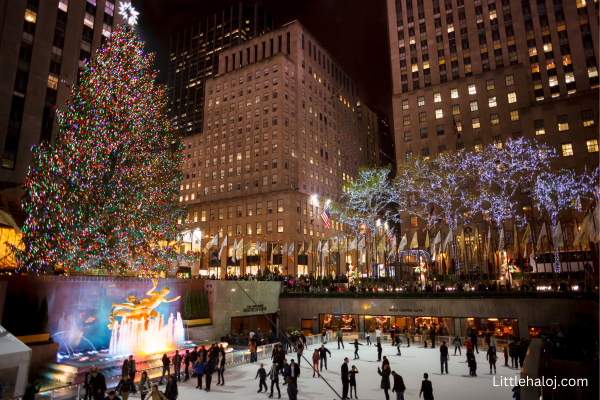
[108,312,185,356]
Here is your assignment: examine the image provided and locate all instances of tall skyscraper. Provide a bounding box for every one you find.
[357,102,396,169]
[0,0,125,183]
[166,3,273,139]
[178,20,363,277]
[386,0,598,171]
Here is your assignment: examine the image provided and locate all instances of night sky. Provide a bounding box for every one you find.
[132,0,393,122]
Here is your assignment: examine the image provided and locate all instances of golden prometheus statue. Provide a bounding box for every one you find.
[108,279,180,329]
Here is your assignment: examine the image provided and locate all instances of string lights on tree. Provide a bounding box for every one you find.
[16,21,196,273]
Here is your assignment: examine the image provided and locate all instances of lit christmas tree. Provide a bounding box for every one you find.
[17,22,192,273]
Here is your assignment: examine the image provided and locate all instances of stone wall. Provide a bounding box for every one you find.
[278,297,599,339]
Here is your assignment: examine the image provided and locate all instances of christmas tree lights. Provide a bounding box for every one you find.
[16,23,195,273]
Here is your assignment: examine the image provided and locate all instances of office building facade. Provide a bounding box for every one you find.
[0,0,124,183]
[166,3,273,139]
[178,21,363,277]
[358,103,396,169]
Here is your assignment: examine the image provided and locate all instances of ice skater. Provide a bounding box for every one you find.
[377,365,391,400]
[419,373,434,400]
[352,339,363,360]
[487,346,497,374]
[376,340,383,361]
[255,363,268,393]
[453,335,462,355]
[404,329,410,348]
[337,330,345,349]
[267,361,281,398]
[395,335,402,356]
[312,349,320,377]
[439,341,449,374]
[366,332,372,345]
[319,344,331,371]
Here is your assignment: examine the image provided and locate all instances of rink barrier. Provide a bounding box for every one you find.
[325,332,509,349]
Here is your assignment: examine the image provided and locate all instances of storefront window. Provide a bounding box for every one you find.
[461,318,519,340]
[320,314,358,332]
[365,316,393,332]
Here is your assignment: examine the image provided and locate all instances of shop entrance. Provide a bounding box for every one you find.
[230,314,276,344]
[301,319,313,335]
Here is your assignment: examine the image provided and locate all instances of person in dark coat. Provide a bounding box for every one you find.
[159,354,170,384]
[84,367,94,400]
[23,378,42,400]
[487,345,497,374]
[467,349,477,377]
[255,363,268,393]
[319,345,331,371]
[281,359,291,385]
[419,373,433,400]
[377,365,391,400]
[288,360,300,388]
[285,377,298,400]
[391,371,406,400]
[183,350,190,382]
[103,391,121,400]
[341,358,350,400]
[349,366,359,399]
[115,375,134,400]
[267,362,281,398]
[215,352,226,386]
[268,330,275,344]
[91,368,107,400]
[164,376,177,400]
[376,341,383,361]
[204,355,214,392]
[470,330,479,354]
[382,356,390,370]
[127,355,136,384]
[440,341,449,374]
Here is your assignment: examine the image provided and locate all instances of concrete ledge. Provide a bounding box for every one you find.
[17,333,50,343]
[183,318,211,326]
[521,338,543,400]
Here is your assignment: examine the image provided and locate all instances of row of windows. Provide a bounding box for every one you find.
[188,220,340,237]
[535,111,596,135]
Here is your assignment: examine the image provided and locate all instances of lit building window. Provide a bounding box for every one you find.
[505,74,514,86]
[468,84,476,94]
[474,139,483,152]
[469,101,478,111]
[435,109,443,119]
[582,110,595,127]
[452,104,460,115]
[534,119,545,135]
[490,113,499,125]
[510,110,519,121]
[488,97,497,108]
[507,92,517,103]
[434,92,441,102]
[486,79,495,90]
[587,139,599,153]
[411,216,418,227]
[472,117,480,129]
[557,115,569,131]
[418,96,425,106]
[562,143,573,157]
[451,88,458,98]
[402,99,409,110]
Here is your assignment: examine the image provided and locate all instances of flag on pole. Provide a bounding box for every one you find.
[425,231,430,249]
[552,222,564,248]
[443,230,453,250]
[387,227,395,241]
[452,116,459,139]
[231,238,237,262]
[243,240,252,255]
[320,205,331,229]
[282,242,288,255]
[270,243,274,265]
[298,242,304,255]
[255,239,260,254]
[349,237,357,250]
[410,231,418,249]
[486,228,491,256]
[592,205,600,243]
[307,241,313,253]
[458,229,464,254]
[537,222,547,251]
[498,226,504,252]
[317,240,322,253]
[236,238,244,260]
[261,241,267,252]
[331,238,339,252]
[573,214,590,247]
[432,231,441,246]
[473,227,479,256]
[322,241,329,254]
[358,237,365,250]
[204,234,219,252]
[520,224,531,255]
[288,242,294,256]
[218,235,228,260]
[398,234,408,252]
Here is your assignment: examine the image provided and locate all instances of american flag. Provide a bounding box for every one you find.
[428,204,437,232]
[320,206,331,230]
[387,227,395,241]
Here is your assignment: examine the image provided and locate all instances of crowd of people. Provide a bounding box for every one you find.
[75,325,528,400]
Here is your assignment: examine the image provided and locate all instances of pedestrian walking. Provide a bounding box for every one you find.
[296,342,304,366]
[349,366,359,399]
[183,350,190,382]
[159,354,170,384]
[285,377,298,400]
[366,332,372,345]
[503,347,509,366]
[376,328,382,342]
[137,372,151,400]
[172,350,182,382]
[376,341,383,361]
[391,371,406,400]
[322,328,328,344]
[487,346,497,374]
[337,330,345,349]
[149,385,167,400]
[289,359,300,388]
[90,368,107,400]
[281,359,290,385]
[301,333,307,349]
[440,341,449,374]
[267,361,281,398]
[341,358,350,400]
[216,352,226,386]
[311,349,321,377]
[250,338,257,363]
[127,355,136,384]
[352,339,363,360]
[418,373,433,400]
[377,365,391,400]
[453,335,462,355]
[190,347,198,378]
[84,368,94,400]
[164,377,177,400]
[255,363,268,393]
[115,375,134,400]
[404,330,410,348]
[319,344,331,371]
[382,355,390,370]
[508,339,517,368]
